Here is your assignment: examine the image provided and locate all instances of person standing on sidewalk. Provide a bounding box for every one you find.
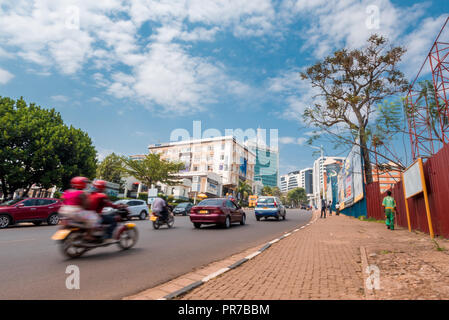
[320,198,327,218]
[382,190,396,230]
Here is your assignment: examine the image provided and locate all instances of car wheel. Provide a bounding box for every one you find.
[240,214,246,225]
[139,211,147,220]
[224,216,231,229]
[256,216,260,221]
[47,213,60,225]
[193,223,201,229]
[33,221,42,226]
[0,215,10,229]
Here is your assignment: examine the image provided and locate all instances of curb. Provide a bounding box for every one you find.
[157,210,320,300]
[360,246,375,300]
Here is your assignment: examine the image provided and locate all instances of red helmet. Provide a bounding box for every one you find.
[70,176,89,190]
[92,179,107,192]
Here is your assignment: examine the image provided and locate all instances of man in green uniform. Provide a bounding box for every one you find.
[382,190,396,230]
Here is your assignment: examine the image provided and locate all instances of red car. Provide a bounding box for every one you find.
[190,198,246,229]
[0,198,62,228]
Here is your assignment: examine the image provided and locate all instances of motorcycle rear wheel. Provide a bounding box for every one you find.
[61,232,87,258]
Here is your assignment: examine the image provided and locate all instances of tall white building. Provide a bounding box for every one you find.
[280,170,301,193]
[312,156,345,206]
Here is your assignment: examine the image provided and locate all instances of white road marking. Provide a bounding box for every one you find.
[202,268,230,282]
[245,251,261,260]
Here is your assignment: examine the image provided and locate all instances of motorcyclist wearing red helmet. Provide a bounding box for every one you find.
[60,177,101,239]
[88,180,123,242]
[59,176,90,219]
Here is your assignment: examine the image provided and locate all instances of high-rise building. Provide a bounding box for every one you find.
[245,140,279,188]
[299,168,313,195]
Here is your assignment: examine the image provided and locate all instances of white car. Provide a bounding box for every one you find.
[109,199,149,220]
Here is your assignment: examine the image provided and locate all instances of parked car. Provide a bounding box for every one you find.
[173,202,193,216]
[190,198,246,229]
[255,196,286,221]
[0,197,62,228]
[106,199,149,220]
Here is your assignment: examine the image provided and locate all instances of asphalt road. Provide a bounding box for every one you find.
[0,209,311,299]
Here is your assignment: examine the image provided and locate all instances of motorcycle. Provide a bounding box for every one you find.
[51,207,138,258]
[150,206,174,229]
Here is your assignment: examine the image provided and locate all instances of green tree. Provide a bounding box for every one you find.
[96,153,124,186]
[261,185,273,196]
[236,180,252,201]
[287,188,307,207]
[119,153,185,188]
[0,96,97,197]
[271,186,282,197]
[301,35,409,184]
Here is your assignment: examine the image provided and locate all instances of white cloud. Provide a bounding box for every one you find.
[0,68,14,84]
[51,95,69,102]
[279,136,307,145]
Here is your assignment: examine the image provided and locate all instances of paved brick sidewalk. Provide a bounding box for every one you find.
[180,212,449,300]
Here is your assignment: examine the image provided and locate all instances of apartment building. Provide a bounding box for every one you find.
[372,162,402,193]
[280,170,300,193]
[148,136,255,197]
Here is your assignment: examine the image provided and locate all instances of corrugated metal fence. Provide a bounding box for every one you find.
[366,143,449,238]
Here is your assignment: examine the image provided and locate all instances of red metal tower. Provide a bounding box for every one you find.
[406,17,449,161]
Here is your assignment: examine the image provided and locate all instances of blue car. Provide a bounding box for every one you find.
[255,196,286,221]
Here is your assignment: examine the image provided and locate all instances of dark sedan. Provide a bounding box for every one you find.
[190,198,246,229]
[173,202,193,216]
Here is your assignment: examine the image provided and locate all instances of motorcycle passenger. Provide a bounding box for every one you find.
[152,197,169,221]
[88,180,122,242]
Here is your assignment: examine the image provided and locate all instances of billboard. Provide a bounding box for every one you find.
[339,143,364,207]
[239,157,248,178]
[403,159,424,198]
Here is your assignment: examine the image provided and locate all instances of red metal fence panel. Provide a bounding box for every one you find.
[366,182,384,220]
[366,143,449,238]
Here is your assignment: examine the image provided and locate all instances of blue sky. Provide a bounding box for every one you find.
[0,0,448,175]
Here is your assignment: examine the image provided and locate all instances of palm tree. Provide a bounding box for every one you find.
[236,180,252,201]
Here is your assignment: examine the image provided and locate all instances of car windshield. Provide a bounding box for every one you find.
[257,198,274,204]
[0,199,23,206]
[176,203,189,208]
[198,199,223,206]
[114,200,126,204]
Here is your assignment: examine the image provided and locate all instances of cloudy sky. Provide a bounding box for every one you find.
[0,0,448,175]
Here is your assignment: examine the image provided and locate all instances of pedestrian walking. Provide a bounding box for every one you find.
[382,190,396,230]
[335,202,340,216]
[328,200,332,216]
[320,198,327,218]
